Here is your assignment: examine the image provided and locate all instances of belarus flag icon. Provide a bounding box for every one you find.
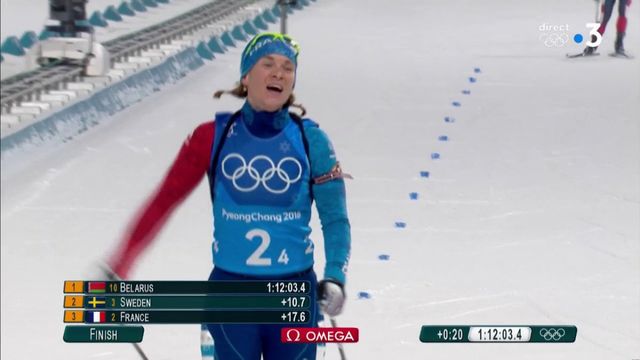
[86,311,106,323]
[88,282,106,293]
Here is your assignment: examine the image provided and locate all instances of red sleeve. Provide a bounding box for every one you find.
[108,121,215,278]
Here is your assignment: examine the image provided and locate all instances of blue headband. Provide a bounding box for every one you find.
[240,33,299,78]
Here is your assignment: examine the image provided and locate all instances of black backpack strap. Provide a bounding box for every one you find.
[207,111,241,203]
[289,113,311,166]
[289,112,314,201]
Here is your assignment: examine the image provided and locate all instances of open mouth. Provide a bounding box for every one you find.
[266,84,283,93]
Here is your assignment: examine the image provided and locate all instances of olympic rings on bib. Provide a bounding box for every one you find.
[221,153,303,194]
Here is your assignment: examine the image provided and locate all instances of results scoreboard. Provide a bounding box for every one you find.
[64,280,578,345]
[63,280,311,343]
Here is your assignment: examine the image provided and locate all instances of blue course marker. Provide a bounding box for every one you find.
[409,192,419,200]
[358,292,372,300]
[444,116,455,123]
[420,171,430,178]
[142,0,158,7]
[452,101,461,107]
[378,254,390,261]
[431,153,440,160]
[438,135,448,141]
[474,67,481,73]
[462,89,471,95]
[469,77,477,83]
[395,222,407,228]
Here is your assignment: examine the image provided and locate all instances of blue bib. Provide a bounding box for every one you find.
[208,112,315,276]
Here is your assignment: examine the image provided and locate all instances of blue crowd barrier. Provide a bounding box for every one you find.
[1,47,205,155]
[272,5,281,17]
[118,1,136,16]
[253,15,268,30]
[1,36,25,56]
[131,0,147,12]
[231,25,247,41]
[242,20,258,36]
[89,11,109,27]
[207,36,226,54]
[142,0,158,8]
[104,5,124,21]
[38,29,58,40]
[221,31,236,47]
[262,9,277,23]
[196,41,215,60]
[19,31,38,49]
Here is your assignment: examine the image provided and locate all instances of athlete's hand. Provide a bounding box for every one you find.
[318,279,345,317]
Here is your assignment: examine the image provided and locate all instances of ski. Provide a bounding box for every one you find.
[566,52,600,58]
[609,52,634,59]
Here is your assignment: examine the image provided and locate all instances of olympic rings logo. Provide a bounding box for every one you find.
[539,32,569,47]
[539,328,565,341]
[221,153,303,194]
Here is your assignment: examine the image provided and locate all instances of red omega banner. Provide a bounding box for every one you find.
[281,327,359,343]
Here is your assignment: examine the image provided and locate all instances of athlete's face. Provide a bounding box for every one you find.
[242,54,295,112]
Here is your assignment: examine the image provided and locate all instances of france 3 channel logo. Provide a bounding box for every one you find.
[538,23,602,48]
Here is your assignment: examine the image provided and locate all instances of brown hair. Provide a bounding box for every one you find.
[213,83,307,117]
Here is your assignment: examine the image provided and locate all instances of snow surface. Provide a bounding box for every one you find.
[2,0,640,359]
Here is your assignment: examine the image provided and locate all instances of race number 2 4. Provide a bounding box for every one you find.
[245,229,290,266]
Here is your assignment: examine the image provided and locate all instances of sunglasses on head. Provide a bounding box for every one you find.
[245,32,301,57]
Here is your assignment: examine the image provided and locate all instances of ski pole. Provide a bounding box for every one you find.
[132,343,149,360]
[329,317,347,360]
[97,263,150,360]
